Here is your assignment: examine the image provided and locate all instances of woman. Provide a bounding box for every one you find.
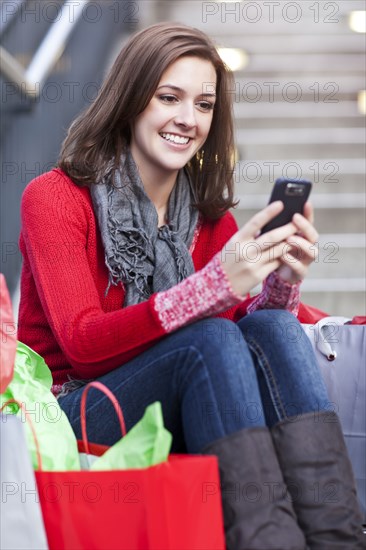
[18,22,363,548]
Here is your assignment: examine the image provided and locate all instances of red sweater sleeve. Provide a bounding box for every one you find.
[20,172,167,378]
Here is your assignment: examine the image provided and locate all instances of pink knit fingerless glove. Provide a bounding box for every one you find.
[247,271,301,316]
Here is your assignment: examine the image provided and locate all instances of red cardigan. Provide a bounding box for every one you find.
[18,169,254,387]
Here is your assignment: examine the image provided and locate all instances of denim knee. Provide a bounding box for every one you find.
[174,318,256,386]
[237,310,329,414]
[186,317,244,352]
[237,309,306,350]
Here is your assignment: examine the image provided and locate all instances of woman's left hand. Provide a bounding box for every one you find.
[276,202,319,284]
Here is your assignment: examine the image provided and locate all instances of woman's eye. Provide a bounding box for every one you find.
[159,94,177,104]
[197,101,215,112]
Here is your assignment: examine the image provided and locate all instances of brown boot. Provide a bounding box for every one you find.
[202,427,307,550]
[271,411,365,549]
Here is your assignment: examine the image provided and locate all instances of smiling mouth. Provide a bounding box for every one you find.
[160,132,191,145]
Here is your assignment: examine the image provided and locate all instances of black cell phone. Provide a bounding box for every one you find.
[260,178,312,234]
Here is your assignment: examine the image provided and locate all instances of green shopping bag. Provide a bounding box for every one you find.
[0,342,80,471]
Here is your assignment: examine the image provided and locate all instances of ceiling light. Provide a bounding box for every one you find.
[349,11,366,33]
[217,48,248,72]
[358,90,366,115]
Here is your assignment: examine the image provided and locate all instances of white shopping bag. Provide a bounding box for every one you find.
[0,414,49,549]
[303,317,366,521]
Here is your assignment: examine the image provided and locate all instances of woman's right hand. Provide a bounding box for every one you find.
[219,201,298,296]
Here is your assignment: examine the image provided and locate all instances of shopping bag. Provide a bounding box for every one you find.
[298,301,329,324]
[0,408,48,549]
[303,317,366,521]
[0,273,17,392]
[36,381,226,550]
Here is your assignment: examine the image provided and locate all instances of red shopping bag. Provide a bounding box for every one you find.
[298,302,329,324]
[35,382,226,550]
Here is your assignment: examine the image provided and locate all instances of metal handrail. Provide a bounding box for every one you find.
[0,0,26,36]
[0,44,30,90]
[0,0,89,100]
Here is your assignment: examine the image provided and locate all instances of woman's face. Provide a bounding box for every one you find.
[130,56,217,181]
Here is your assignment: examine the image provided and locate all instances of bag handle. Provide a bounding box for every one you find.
[80,381,127,455]
[313,316,351,361]
[0,398,43,470]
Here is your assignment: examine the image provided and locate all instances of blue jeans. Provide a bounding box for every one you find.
[59,310,330,453]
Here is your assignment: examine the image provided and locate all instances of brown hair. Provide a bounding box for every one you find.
[58,22,237,219]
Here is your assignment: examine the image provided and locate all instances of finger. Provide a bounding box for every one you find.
[280,252,308,280]
[255,240,294,265]
[258,259,282,281]
[302,201,314,223]
[292,212,319,244]
[239,201,284,240]
[285,235,319,264]
[235,241,288,278]
[257,221,297,249]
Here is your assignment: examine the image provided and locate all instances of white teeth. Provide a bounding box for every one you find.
[160,133,189,145]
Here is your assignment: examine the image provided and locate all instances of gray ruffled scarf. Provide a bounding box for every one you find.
[90,150,199,306]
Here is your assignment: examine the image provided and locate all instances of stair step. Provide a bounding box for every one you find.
[238,143,366,161]
[215,34,365,54]
[236,128,365,145]
[234,102,362,119]
[233,209,365,234]
[302,279,365,292]
[236,193,366,209]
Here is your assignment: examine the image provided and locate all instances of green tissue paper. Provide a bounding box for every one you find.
[91,402,172,470]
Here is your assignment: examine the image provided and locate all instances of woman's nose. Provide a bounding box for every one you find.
[174,102,197,128]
